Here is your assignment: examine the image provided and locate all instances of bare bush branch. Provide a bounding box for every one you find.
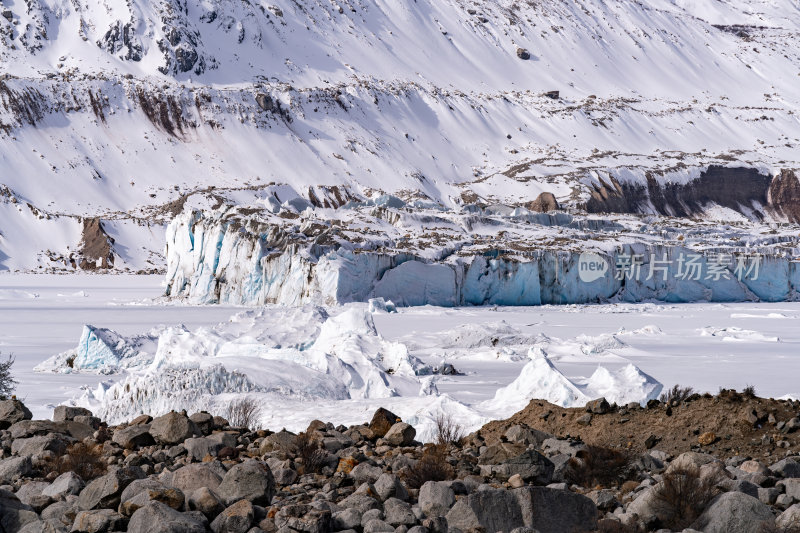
[565,445,636,488]
[0,354,17,400]
[434,412,465,447]
[402,444,455,489]
[293,431,327,474]
[42,442,107,481]
[659,384,694,405]
[652,464,717,530]
[225,397,262,430]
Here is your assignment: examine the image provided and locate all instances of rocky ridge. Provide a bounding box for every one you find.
[3,391,800,532]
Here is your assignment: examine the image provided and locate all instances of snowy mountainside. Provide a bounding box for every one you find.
[0,0,800,270]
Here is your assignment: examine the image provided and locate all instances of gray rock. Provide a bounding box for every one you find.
[446,488,523,532]
[374,473,409,502]
[127,502,206,533]
[210,499,254,533]
[500,450,554,484]
[690,492,774,533]
[189,412,214,434]
[77,467,145,510]
[12,435,68,457]
[273,468,297,486]
[0,399,32,428]
[541,438,587,457]
[119,483,185,517]
[0,455,32,482]
[273,504,331,533]
[338,493,381,514]
[383,498,415,526]
[586,397,610,414]
[757,487,780,505]
[0,488,40,533]
[149,412,201,445]
[777,503,800,530]
[189,487,225,520]
[120,478,167,504]
[216,460,275,506]
[351,463,383,485]
[515,486,597,533]
[42,501,78,526]
[333,508,363,530]
[258,430,297,453]
[53,406,93,422]
[20,519,70,533]
[776,493,795,510]
[70,509,126,533]
[16,481,53,511]
[504,425,553,448]
[419,481,455,517]
[771,458,800,478]
[383,423,415,446]
[363,519,394,533]
[781,479,800,501]
[171,462,224,494]
[112,425,154,450]
[422,516,447,533]
[370,408,400,438]
[43,472,85,500]
[184,437,225,461]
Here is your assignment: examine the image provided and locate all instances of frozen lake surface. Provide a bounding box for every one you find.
[1,274,798,437]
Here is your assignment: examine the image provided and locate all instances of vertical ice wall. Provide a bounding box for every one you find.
[164,210,800,306]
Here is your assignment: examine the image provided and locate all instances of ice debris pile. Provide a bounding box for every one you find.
[164,205,800,308]
[37,304,663,437]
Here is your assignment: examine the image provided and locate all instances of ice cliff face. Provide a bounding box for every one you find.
[1,0,800,270]
[164,204,800,306]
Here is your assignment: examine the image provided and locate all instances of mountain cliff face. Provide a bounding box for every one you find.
[0,0,799,271]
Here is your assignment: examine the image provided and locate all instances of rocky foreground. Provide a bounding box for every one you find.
[2,394,800,533]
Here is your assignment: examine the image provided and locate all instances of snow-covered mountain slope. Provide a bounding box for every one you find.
[1,0,800,271]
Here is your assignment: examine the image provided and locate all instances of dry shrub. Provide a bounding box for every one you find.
[565,445,635,488]
[434,412,465,447]
[293,431,327,475]
[45,442,107,481]
[659,384,694,405]
[652,464,717,530]
[743,384,757,399]
[0,354,16,400]
[402,444,454,489]
[225,397,262,430]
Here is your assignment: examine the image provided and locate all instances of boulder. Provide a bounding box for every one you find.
[189,487,225,520]
[185,437,225,461]
[70,509,126,533]
[12,435,69,457]
[369,408,400,438]
[333,508,362,530]
[479,442,526,464]
[149,412,200,445]
[526,192,559,213]
[210,499,254,533]
[258,429,297,453]
[0,455,32,482]
[127,502,206,533]
[374,473,409,502]
[120,486,185,517]
[514,486,597,533]
[77,467,145,510]
[215,460,275,506]
[771,458,800,478]
[273,504,331,533]
[504,425,553,447]
[0,488,39,533]
[112,425,154,450]
[0,399,32,428]
[15,481,52,512]
[189,412,214,434]
[171,463,224,494]
[516,47,531,60]
[777,503,800,530]
[446,488,524,532]
[383,498,415,526]
[53,406,93,422]
[419,481,455,517]
[350,463,383,485]
[383,423,415,446]
[586,397,610,414]
[690,492,774,533]
[338,493,381,514]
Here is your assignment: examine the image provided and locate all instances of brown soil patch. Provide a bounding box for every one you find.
[479,392,800,462]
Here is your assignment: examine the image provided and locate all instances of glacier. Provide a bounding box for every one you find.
[163,205,800,307]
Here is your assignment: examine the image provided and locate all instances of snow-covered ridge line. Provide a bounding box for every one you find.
[164,205,800,307]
